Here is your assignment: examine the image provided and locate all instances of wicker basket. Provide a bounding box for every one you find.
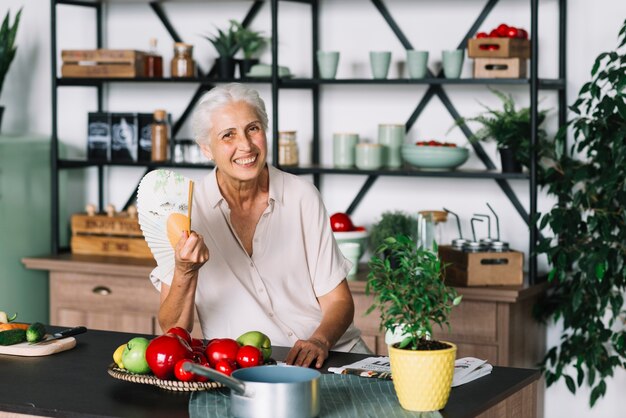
[107,364,224,392]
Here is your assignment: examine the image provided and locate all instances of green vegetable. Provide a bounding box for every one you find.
[26,322,46,343]
[0,329,27,346]
[0,311,17,323]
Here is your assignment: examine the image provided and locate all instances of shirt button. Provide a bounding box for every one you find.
[250,262,254,267]
[288,332,293,337]
[268,312,274,317]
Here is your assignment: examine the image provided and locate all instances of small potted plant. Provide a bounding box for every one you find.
[366,235,461,412]
[368,210,417,253]
[230,20,269,77]
[203,21,239,79]
[0,8,22,131]
[451,88,550,175]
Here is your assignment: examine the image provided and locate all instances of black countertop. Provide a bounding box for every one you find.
[0,327,539,418]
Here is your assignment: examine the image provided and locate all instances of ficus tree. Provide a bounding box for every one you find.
[535,19,626,407]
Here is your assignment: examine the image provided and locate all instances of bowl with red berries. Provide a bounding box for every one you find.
[401,140,469,170]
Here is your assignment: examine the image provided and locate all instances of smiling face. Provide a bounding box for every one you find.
[199,100,268,184]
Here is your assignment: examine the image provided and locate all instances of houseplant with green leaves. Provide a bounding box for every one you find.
[203,21,239,78]
[368,210,417,253]
[230,19,268,77]
[366,235,461,411]
[0,8,22,131]
[535,18,626,408]
[452,88,551,178]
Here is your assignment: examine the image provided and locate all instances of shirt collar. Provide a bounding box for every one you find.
[205,164,284,209]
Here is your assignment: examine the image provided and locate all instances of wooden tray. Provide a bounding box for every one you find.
[107,364,224,392]
[0,336,76,357]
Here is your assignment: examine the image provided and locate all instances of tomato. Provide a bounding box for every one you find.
[174,359,196,382]
[506,27,519,38]
[518,28,529,39]
[215,359,237,376]
[205,338,240,368]
[489,29,500,38]
[167,327,192,345]
[192,349,208,364]
[145,334,193,380]
[330,212,354,232]
[190,338,205,350]
[236,345,263,368]
[496,23,509,37]
[476,32,488,38]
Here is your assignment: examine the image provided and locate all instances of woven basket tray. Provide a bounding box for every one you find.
[107,364,224,392]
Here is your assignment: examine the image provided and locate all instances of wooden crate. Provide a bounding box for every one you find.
[468,38,531,59]
[71,213,153,259]
[438,245,524,286]
[473,57,527,79]
[61,49,146,78]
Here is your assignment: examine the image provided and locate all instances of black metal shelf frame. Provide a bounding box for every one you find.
[50,0,567,285]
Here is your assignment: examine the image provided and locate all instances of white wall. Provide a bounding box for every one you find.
[1,0,625,416]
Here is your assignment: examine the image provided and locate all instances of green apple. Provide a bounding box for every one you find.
[122,337,151,374]
[236,331,272,361]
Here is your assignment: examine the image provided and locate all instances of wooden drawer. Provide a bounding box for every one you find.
[443,301,497,343]
[51,272,160,313]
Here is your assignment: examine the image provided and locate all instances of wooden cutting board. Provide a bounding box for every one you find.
[0,336,76,356]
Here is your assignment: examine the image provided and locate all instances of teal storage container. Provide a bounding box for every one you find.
[0,135,51,323]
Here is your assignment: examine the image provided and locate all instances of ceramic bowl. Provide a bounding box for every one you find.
[334,229,369,261]
[246,64,293,78]
[401,145,469,169]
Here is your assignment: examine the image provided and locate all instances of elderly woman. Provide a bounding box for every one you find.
[150,83,368,368]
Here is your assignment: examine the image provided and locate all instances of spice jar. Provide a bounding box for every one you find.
[144,38,163,78]
[171,43,195,78]
[151,109,169,162]
[278,131,299,166]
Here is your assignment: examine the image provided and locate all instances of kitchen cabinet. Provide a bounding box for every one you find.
[22,255,204,338]
[49,0,568,287]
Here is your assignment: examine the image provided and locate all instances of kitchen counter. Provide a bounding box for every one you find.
[0,327,540,418]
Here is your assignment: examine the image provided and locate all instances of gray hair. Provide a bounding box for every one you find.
[191,83,269,145]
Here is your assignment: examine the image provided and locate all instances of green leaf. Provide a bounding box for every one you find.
[564,375,576,394]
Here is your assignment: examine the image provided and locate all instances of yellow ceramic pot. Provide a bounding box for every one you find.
[389,341,457,412]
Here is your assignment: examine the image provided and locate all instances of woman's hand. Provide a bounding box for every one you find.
[174,231,209,277]
[285,337,330,369]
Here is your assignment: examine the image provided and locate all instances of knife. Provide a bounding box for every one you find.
[31,326,87,345]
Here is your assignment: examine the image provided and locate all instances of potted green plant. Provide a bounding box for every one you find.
[368,210,417,254]
[366,235,461,412]
[0,8,22,132]
[203,21,239,79]
[535,19,626,408]
[230,20,268,77]
[451,88,550,176]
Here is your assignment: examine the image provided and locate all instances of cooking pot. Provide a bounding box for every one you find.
[184,363,320,418]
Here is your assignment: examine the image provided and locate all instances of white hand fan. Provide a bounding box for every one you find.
[137,169,194,279]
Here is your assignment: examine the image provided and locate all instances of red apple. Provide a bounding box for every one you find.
[145,333,193,380]
[205,338,241,368]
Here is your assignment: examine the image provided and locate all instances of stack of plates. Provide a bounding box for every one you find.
[246,64,293,78]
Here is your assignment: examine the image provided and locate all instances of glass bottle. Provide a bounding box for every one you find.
[151,109,168,162]
[278,131,299,166]
[144,38,163,78]
[171,42,195,78]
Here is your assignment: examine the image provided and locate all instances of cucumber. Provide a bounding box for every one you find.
[0,329,27,346]
[26,322,46,343]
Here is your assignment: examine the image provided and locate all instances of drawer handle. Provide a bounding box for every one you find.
[92,286,112,296]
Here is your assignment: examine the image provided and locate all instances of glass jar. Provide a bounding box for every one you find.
[178,139,204,164]
[416,210,447,251]
[144,38,163,78]
[151,109,168,162]
[278,131,299,166]
[171,43,195,78]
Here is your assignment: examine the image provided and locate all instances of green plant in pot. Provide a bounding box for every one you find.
[535,19,626,408]
[368,210,417,254]
[203,21,239,79]
[366,235,462,411]
[451,88,550,178]
[0,8,22,131]
[230,20,268,78]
